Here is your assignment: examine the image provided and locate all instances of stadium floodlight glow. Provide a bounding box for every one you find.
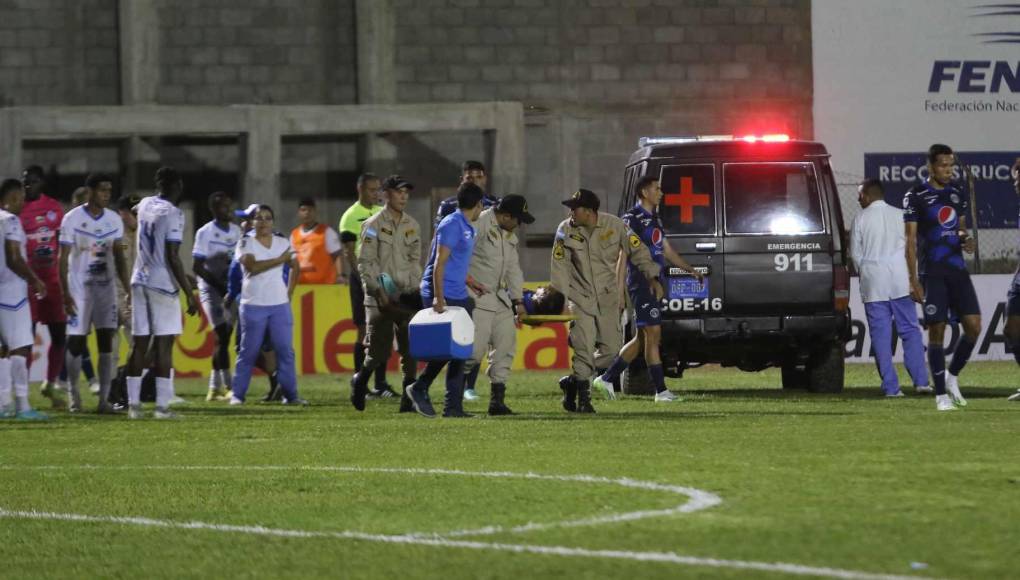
[640,134,790,147]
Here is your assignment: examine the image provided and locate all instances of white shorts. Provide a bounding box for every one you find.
[200,286,235,329]
[68,285,119,336]
[132,285,183,337]
[0,301,34,350]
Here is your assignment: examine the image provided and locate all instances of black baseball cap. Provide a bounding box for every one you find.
[495,194,535,224]
[561,188,600,211]
[382,175,414,191]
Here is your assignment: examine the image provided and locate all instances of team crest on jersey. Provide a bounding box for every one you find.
[46,211,57,222]
[651,228,662,245]
[949,193,959,204]
[925,304,937,316]
[937,206,957,229]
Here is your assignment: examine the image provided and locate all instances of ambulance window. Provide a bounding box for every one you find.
[723,162,824,235]
[657,164,716,235]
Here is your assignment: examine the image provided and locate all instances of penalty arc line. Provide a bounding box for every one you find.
[2,464,722,538]
[0,508,941,580]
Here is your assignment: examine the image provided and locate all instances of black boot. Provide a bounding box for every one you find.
[399,379,415,413]
[488,383,514,416]
[559,375,577,412]
[350,371,369,411]
[443,378,474,418]
[262,372,282,402]
[577,380,596,414]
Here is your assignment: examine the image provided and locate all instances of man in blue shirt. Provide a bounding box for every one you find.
[407,182,486,418]
[592,176,701,402]
[904,143,981,411]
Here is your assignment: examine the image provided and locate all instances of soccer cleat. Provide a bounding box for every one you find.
[153,407,179,420]
[40,381,67,410]
[229,395,244,406]
[350,374,368,411]
[935,394,957,411]
[0,405,15,419]
[15,409,49,421]
[367,384,398,399]
[1007,390,1020,402]
[406,384,436,419]
[96,402,124,415]
[206,388,230,402]
[442,408,475,418]
[67,402,82,414]
[462,388,479,402]
[281,397,309,407]
[89,379,100,395]
[592,375,616,400]
[945,373,967,407]
[654,389,681,402]
[914,385,933,395]
[168,395,188,406]
[127,405,144,419]
[884,390,905,398]
[559,375,577,412]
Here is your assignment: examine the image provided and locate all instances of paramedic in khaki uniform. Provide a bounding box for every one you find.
[550,189,662,414]
[463,194,533,416]
[350,176,423,413]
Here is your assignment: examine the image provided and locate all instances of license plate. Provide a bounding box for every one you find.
[669,276,708,300]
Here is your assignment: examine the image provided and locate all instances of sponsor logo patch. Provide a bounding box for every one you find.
[937,206,958,229]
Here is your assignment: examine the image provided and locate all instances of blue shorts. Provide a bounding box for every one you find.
[1007,273,1020,318]
[629,286,662,328]
[921,271,980,325]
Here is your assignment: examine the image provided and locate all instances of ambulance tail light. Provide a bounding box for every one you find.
[833,265,850,312]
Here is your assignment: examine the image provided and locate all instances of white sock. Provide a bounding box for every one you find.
[127,376,142,406]
[0,357,11,409]
[98,353,114,405]
[209,369,220,390]
[155,376,174,409]
[11,355,30,412]
[65,353,83,408]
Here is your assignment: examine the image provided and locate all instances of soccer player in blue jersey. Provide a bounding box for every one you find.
[592,176,701,402]
[904,144,981,411]
[406,182,486,418]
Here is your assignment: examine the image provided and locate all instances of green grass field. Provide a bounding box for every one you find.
[1,362,1017,579]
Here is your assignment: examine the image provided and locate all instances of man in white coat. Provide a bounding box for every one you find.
[850,179,929,397]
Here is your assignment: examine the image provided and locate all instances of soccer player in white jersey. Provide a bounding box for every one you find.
[192,191,241,401]
[0,179,50,420]
[57,174,131,413]
[123,167,199,419]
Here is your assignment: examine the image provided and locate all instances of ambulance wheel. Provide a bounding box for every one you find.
[781,363,808,390]
[806,341,845,394]
[621,357,654,396]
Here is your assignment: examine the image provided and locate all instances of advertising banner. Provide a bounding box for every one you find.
[846,275,1015,363]
[813,0,1020,224]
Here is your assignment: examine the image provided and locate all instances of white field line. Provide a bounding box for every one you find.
[0,507,939,580]
[2,464,721,538]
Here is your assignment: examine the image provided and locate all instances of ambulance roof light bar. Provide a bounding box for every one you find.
[639,134,791,147]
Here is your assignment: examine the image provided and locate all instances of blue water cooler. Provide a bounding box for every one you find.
[408,306,475,360]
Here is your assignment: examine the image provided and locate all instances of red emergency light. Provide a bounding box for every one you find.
[741,134,790,143]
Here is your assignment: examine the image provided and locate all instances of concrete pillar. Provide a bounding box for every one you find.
[118,0,160,105]
[490,102,526,199]
[119,0,161,194]
[355,0,395,105]
[0,109,23,180]
[356,0,398,176]
[241,107,283,212]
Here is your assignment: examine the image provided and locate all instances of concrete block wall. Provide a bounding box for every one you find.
[0,0,119,106]
[392,0,813,223]
[156,0,358,105]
